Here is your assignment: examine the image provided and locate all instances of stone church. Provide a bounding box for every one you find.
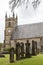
[4,12,43,52]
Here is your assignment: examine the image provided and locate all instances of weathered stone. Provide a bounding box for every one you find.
[25,40,31,58]
[9,47,14,63]
[20,42,24,59]
[32,40,35,55]
[32,40,37,55]
[0,53,5,58]
[16,42,21,60]
[35,41,37,55]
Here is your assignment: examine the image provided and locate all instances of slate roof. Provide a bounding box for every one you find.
[11,22,43,40]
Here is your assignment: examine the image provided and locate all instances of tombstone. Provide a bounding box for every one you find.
[32,40,36,55]
[16,42,21,60]
[9,47,14,63]
[25,40,31,58]
[35,41,37,55]
[20,42,24,59]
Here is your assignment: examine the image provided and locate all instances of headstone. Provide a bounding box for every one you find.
[0,52,5,58]
[20,42,24,59]
[16,42,21,60]
[25,40,31,58]
[35,41,37,55]
[32,40,37,55]
[9,47,14,63]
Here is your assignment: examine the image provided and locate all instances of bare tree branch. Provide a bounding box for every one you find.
[9,0,15,5]
[9,0,41,11]
[32,0,41,9]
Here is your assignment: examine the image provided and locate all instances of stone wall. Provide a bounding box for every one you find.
[11,40,16,48]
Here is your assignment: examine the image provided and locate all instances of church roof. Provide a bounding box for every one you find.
[11,22,43,40]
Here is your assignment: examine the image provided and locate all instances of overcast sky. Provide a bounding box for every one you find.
[0,0,43,43]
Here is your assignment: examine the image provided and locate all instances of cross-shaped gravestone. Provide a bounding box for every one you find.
[16,42,21,60]
[35,41,37,55]
[20,42,24,59]
[25,40,31,58]
[9,47,14,63]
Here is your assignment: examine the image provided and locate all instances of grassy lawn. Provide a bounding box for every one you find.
[0,54,43,65]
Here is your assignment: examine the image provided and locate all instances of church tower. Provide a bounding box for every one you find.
[4,12,17,48]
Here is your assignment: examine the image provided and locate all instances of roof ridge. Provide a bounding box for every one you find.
[18,22,43,27]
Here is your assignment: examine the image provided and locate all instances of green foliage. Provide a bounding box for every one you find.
[0,54,43,65]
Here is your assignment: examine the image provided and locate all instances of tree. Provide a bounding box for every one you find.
[9,0,41,11]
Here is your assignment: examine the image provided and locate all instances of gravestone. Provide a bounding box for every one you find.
[35,41,37,55]
[16,42,21,60]
[32,40,36,55]
[0,52,5,58]
[9,47,14,63]
[20,42,24,59]
[25,40,31,58]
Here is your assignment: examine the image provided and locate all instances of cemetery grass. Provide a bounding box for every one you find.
[0,54,43,65]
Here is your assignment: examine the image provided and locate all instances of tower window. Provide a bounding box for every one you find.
[9,22,11,27]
